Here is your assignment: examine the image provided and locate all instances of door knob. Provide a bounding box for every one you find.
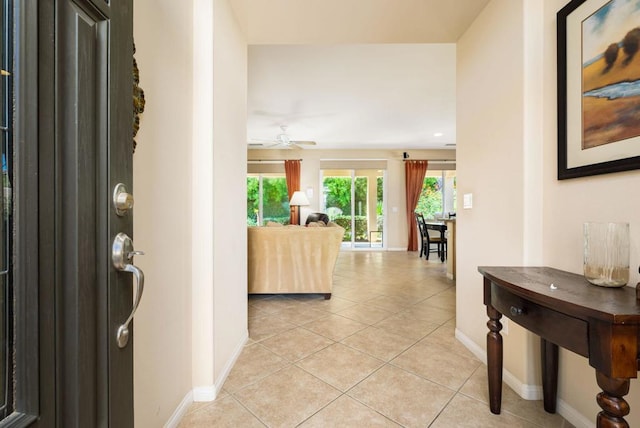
[113,183,134,216]
[112,232,145,348]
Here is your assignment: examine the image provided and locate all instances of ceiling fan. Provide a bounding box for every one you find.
[248,126,317,149]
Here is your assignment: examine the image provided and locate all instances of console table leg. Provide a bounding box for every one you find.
[595,371,630,428]
[486,305,503,414]
[541,338,558,413]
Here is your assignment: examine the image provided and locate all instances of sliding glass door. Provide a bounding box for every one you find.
[247,174,290,226]
[321,169,384,249]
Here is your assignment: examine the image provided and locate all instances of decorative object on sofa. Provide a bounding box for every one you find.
[583,222,629,287]
[289,191,310,225]
[305,212,329,225]
[247,224,345,299]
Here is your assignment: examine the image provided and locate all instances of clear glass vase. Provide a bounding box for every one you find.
[583,222,629,287]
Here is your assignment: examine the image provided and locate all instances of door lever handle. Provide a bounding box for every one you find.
[112,232,145,348]
[117,263,145,348]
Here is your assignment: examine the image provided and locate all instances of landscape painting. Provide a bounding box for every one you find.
[582,0,640,149]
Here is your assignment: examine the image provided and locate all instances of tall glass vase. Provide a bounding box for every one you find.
[583,222,629,287]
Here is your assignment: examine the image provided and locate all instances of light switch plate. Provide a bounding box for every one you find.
[463,193,473,209]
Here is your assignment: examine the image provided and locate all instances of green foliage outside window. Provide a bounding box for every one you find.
[262,177,289,222]
[246,176,290,225]
[323,174,385,240]
[416,176,442,219]
[376,177,384,232]
[323,177,367,216]
[247,177,259,225]
[333,215,368,241]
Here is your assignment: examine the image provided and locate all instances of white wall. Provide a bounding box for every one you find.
[133,1,194,426]
[191,0,215,398]
[541,0,640,425]
[133,0,249,425]
[248,148,455,249]
[457,0,640,426]
[212,0,249,385]
[456,0,535,386]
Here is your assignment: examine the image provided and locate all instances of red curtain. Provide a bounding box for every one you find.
[405,160,428,251]
[284,160,301,224]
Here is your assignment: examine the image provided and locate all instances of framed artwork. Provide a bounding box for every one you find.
[557,0,640,179]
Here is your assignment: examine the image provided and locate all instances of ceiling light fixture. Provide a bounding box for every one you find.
[434,132,444,137]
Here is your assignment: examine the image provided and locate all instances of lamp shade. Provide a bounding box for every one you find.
[290,191,310,206]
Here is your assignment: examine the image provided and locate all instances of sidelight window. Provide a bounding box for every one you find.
[0,0,13,419]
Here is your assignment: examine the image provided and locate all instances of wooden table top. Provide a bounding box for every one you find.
[479,266,640,324]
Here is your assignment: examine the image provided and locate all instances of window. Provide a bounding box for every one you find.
[0,0,13,418]
[321,169,384,248]
[247,174,290,226]
[416,170,456,219]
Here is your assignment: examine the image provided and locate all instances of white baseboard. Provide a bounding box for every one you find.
[455,327,486,364]
[192,385,216,402]
[504,371,542,400]
[191,330,248,402]
[557,398,596,428]
[163,390,193,428]
[456,328,541,399]
[454,328,594,428]
[211,330,249,398]
[165,330,249,427]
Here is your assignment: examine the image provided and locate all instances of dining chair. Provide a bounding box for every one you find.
[427,226,447,260]
[415,213,441,260]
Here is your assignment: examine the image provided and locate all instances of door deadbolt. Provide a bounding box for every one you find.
[113,183,134,216]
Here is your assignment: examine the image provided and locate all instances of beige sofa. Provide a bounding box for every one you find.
[247,224,345,299]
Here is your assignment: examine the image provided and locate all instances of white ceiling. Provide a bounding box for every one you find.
[236,0,491,150]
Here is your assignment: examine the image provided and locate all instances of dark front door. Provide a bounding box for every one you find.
[3,0,135,426]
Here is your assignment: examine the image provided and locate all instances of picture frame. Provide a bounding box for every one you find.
[557,0,640,179]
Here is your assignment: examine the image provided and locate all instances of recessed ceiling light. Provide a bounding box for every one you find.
[434,132,443,137]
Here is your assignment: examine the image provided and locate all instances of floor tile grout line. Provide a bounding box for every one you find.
[213,253,569,428]
[334,363,408,426]
[224,360,296,396]
[435,364,560,428]
[226,392,269,427]
[425,390,458,428]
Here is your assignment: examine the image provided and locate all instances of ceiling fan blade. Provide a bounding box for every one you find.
[249,127,317,149]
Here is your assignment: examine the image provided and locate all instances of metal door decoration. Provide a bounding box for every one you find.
[133,42,145,153]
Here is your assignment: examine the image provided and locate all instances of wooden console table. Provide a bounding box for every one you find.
[479,266,640,428]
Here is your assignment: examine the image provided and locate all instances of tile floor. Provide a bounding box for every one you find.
[179,251,575,427]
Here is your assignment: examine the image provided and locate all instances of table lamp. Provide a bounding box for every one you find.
[289,191,310,225]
